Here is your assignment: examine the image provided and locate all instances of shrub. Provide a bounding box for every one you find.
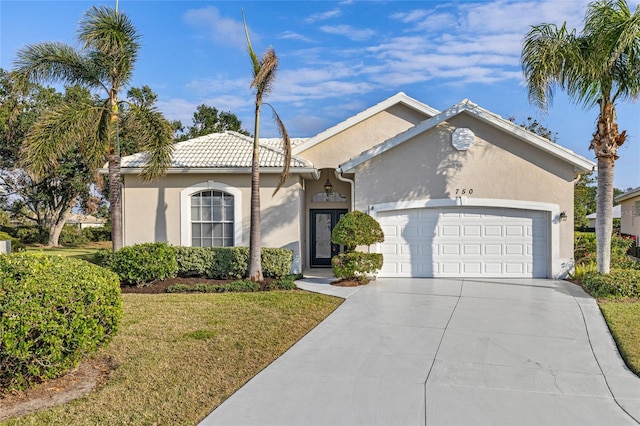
[15,226,47,245]
[261,248,293,278]
[568,260,597,281]
[332,252,384,282]
[0,253,122,391]
[110,243,178,286]
[267,275,297,290]
[0,231,25,252]
[81,226,111,242]
[59,224,89,245]
[209,247,248,279]
[93,248,114,268]
[581,269,640,298]
[175,246,215,277]
[574,231,637,268]
[331,211,384,251]
[207,247,293,279]
[167,280,259,293]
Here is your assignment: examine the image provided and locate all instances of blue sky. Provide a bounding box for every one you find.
[1,0,639,189]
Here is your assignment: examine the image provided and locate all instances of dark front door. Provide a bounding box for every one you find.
[310,209,347,267]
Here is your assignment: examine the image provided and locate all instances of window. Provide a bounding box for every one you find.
[191,191,234,247]
[635,201,640,217]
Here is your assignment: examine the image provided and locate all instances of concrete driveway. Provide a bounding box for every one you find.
[200,278,640,425]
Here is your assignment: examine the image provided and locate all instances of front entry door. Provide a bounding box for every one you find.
[310,209,347,267]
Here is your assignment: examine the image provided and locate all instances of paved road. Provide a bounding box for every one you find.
[200,278,640,425]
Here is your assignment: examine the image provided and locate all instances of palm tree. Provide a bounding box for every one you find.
[521,0,640,273]
[12,5,173,251]
[243,12,291,281]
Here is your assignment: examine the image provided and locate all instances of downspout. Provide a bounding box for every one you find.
[335,167,355,211]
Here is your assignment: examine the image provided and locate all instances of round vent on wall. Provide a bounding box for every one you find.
[451,128,475,151]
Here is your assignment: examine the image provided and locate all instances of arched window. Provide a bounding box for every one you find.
[191,191,234,247]
[180,181,242,247]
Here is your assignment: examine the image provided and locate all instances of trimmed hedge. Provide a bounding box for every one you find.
[167,280,259,293]
[331,211,384,251]
[98,245,293,284]
[332,252,383,281]
[0,253,122,391]
[582,269,640,298]
[175,246,215,278]
[110,243,178,286]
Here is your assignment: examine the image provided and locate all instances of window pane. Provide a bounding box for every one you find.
[202,238,212,247]
[213,223,223,238]
[192,223,201,238]
[224,205,233,221]
[202,206,212,221]
[224,223,234,238]
[202,195,212,206]
[202,222,213,237]
[192,238,201,247]
[191,206,200,221]
[213,206,223,221]
[223,237,234,247]
[212,193,222,207]
[191,193,201,206]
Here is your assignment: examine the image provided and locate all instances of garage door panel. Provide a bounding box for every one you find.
[378,207,548,278]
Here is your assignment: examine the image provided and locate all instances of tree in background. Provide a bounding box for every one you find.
[12,6,174,251]
[0,69,94,246]
[243,12,292,282]
[521,0,640,273]
[175,104,248,141]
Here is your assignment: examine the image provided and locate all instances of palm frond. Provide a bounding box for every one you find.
[265,103,291,195]
[126,105,175,181]
[12,42,100,91]
[252,48,278,98]
[242,10,261,77]
[78,5,140,89]
[21,100,106,179]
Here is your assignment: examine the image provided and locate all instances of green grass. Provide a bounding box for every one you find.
[2,291,343,425]
[25,241,110,262]
[599,300,640,377]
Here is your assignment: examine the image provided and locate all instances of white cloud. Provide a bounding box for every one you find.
[305,9,341,24]
[182,6,247,49]
[320,25,376,41]
[278,31,314,43]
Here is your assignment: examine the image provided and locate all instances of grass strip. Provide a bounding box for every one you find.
[3,291,342,425]
[599,300,640,376]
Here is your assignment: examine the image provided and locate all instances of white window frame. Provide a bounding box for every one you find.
[180,181,242,247]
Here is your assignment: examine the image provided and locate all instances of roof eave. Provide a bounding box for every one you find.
[615,186,640,202]
[339,100,596,174]
[101,167,320,179]
[293,92,440,155]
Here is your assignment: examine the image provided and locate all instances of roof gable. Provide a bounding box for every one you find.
[119,131,314,173]
[339,99,595,174]
[293,92,439,155]
[616,186,640,202]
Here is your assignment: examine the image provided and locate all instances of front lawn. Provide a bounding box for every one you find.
[1,291,342,425]
[598,300,640,376]
[25,241,110,262]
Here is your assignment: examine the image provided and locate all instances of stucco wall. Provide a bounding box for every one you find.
[121,173,304,260]
[353,114,577,264]
[620,197,640,239]
[299,104,429,169]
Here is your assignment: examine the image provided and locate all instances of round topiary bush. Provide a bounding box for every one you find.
[331,211,385,282]
[331,211,384,251]
[0,253,122,391]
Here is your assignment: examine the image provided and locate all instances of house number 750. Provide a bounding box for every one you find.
[455,188,473,195]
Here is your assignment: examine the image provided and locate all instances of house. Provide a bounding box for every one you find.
[586,204,622,228]
[616,187,640,240]
[115,93,595,278]
[67,213,107,229]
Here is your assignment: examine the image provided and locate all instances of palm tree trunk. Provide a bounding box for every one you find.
[109,154,123,251]
[596,156,614,273]
[248,102,263,282]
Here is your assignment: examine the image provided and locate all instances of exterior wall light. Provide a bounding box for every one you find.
[559,211,568,222]
[323,174,333,195]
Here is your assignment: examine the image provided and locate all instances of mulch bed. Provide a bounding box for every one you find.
[120,276,368,293]
[120,277,280,294]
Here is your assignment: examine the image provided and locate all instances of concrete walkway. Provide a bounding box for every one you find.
[200,277,640,425]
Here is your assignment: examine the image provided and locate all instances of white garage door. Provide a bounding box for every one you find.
[377,207,548,278]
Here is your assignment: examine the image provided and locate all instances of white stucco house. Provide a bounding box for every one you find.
[586,204,622,228]
[616,187,640,240]
[115,93,595,278]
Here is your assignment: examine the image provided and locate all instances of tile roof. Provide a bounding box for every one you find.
[121,131,312,169]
